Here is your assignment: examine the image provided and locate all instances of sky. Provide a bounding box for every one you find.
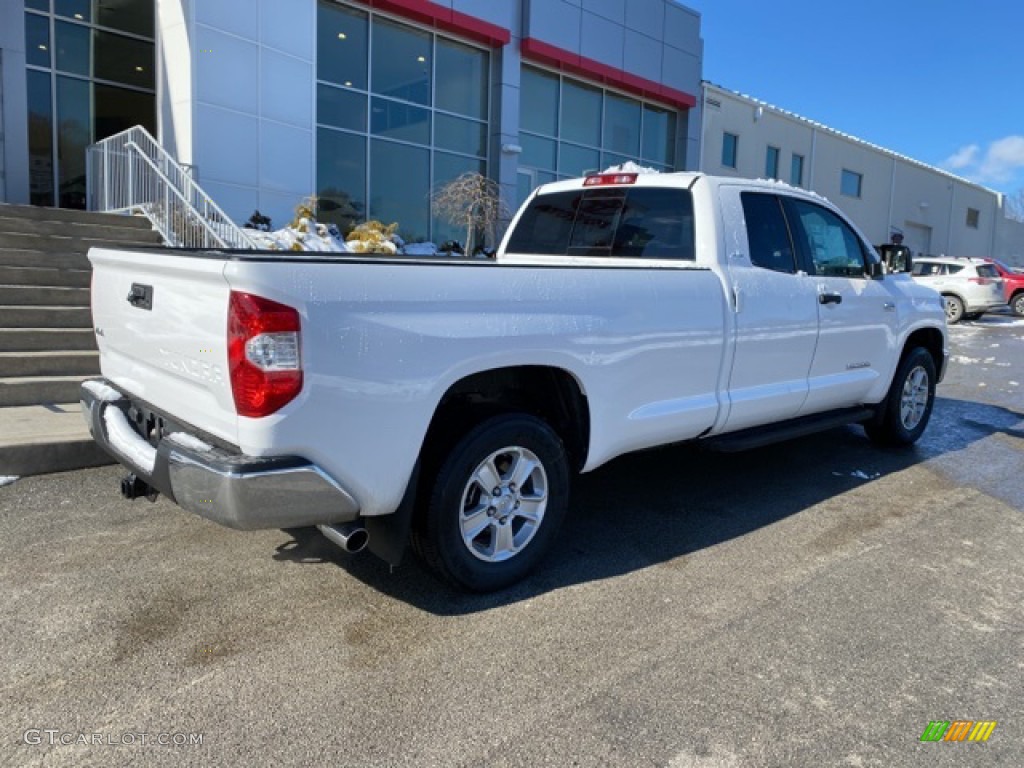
[695,0,1024,197]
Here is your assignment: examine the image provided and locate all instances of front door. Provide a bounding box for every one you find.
[719,188,820,432]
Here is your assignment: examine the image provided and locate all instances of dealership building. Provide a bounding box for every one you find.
[1,0,1021,261]
[0,0,703,244]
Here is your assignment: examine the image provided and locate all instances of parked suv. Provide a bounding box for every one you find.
[982,258,1024,316]
[910,257,1005,323]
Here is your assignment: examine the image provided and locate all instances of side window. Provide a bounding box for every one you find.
[505,192,580,255]
[911,262,931,276]
[945,264,964,275]
[612,188,695,260]
[740,192,797,273]
[784,199,868,278]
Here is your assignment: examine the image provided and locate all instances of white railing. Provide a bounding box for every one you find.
[87,126,256,250]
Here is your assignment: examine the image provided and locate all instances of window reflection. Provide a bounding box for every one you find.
[370,140,429,240]
[371,97,430,145]
[641,105,675,167]
[318,84,367,132]
[95,82,155,140]
[57,76,91,208]
[317,128,367,233]
[55,0,91,23]
[55,20,90,76]
[520,67,558,136]
[317,2,367,90]
[372,19,430,105]
[604,94,641,156]
[95,30,154,89]
[26,13,51,68]
[435,39,487,119]
[27,69,54,206]
[435,113,486,157]
[96,0,154,37]
[561,81,601,146]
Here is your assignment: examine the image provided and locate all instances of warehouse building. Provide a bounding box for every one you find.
[0,0,703,245]
[700,82,1024,264]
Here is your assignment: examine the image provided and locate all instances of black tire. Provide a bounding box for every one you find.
[864,347,937,446]
[942,294,964,324]
[1012,292,1024,317]
[412,413,569,592]
[962,312,983,321]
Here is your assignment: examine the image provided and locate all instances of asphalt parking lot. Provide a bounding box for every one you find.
[2,315,1022,767]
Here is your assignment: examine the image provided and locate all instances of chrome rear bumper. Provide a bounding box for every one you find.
[80,379,360,530]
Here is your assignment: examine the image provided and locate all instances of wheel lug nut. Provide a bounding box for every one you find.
[487,507,496,517]
[492,487,501,496]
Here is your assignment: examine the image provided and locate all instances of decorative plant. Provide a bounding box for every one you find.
[431,172,510,256]
[346,220,400,254]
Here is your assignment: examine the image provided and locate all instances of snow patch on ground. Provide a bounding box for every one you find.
[833,470,881,480]
[951,355,980,364]
[0,476,19,488]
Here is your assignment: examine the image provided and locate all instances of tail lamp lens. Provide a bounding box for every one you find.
[228,291,302,417]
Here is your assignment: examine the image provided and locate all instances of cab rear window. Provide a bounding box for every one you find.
[505,187,695,260]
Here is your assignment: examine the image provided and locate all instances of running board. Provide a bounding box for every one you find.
[704,407,875,453]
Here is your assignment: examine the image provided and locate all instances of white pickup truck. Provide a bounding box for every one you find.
[82,172,948,591]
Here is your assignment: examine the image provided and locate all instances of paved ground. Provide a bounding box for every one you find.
[2,315,1022,767]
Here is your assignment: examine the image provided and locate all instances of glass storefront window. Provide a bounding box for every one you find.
[26,12,51,68]
[55,0,91,23]
[55,20,90,76]
[94,82,155,140]
[56,75,91,208]
[95,30,154,88]
[372,19,431,106]
[435,113,486,158]
[27,69,54,206]
[641,105,675,167]
[318,2,368,90]
[317,128,367,233]
[318,84,367,132]
[558,143,599,177]
[521,134,556,172]
[561,81,601,147]
[371,97,430,144]
[432,152,486,244]
[27,0,50,11]
[370,139,429,240]
[604,93,641,157]
[95,0,154,37]
[520,67,558,136]
[435,39,487,120]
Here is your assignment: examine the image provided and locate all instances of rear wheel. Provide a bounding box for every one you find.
[865,347,936,446]
[1012,292,1024,317]
[943,295,964,324]
[413,413,569,592]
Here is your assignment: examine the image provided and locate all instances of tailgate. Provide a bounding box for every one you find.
[88,247,238,445]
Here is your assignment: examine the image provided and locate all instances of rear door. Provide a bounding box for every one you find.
[718,188,820,432]
[88,247,238,444]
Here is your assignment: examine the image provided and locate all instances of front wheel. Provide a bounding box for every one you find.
[413,414,570,592]
[864,347,937,446]
[1012,292,1024,317]
[943,295,965,324]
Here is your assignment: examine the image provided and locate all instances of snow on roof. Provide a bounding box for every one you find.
[702,81,1001,198]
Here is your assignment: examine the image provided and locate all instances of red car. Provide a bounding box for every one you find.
[982,258,1024,316]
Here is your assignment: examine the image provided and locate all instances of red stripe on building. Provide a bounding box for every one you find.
[364,0,511,47]
[520,37,696,110]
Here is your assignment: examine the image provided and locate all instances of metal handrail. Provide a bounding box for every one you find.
[87,125,255,249]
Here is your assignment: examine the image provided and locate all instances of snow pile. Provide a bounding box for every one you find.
[0,476,18,488]
[103,407,156,474]
[245,218,350,252]
[601,160,660,175]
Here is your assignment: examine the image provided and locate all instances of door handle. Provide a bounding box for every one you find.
[818,292,842,305]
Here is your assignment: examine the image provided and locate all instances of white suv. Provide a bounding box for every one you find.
[910,256,1005,323]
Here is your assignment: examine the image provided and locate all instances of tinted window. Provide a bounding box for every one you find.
[741,193,796,273]
[506,187,695,260]
[785,199,868,277]
[976,264,998,278]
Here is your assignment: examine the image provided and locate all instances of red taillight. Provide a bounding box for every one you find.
[583,173,638,187]
[228,291,302,418]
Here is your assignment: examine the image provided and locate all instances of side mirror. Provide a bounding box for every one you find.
[875,244,912,275]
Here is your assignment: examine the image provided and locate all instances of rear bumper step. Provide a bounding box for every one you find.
[79,378,360,530]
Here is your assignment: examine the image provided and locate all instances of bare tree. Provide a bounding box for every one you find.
[431,172,510,255]
[1005,188,1024,223]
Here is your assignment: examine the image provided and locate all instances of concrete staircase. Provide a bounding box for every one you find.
[0,204,163,477]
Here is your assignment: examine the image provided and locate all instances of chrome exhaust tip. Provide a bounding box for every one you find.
[317,522,369,554]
